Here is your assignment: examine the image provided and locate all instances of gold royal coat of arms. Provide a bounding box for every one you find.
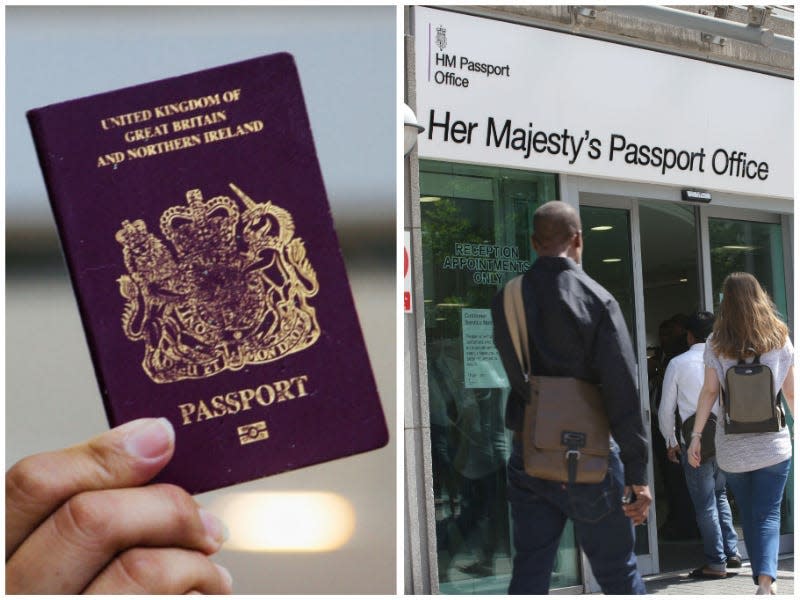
[115,183,321,383]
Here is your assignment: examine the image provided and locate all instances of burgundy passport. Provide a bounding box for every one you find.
[27,53,389,494]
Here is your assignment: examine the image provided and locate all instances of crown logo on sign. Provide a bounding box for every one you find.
[116,183,321,383]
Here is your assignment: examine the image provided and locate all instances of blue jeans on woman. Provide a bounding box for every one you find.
[723,458,791,584]
[681,452,739,569]
[506,440,645,594]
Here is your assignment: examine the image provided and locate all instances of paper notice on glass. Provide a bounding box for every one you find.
[461,308,509,389]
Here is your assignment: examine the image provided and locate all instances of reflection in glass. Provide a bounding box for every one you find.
[580,206,636,340]
[708,218,787,321]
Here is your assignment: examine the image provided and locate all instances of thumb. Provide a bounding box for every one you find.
[6,418,175,558]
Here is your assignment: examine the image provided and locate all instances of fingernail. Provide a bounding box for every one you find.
[200,508,230,546]
[122,418,175,459]
[215,563,233,590]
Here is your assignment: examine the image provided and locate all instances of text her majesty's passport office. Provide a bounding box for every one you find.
[27,53,389,494]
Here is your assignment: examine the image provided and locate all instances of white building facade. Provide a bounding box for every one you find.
[404,5,794,594]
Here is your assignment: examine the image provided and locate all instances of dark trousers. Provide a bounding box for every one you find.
[507,441,646,594]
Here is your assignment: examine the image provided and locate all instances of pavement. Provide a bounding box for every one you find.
[641,556,794,595]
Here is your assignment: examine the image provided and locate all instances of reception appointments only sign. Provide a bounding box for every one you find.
[415,7,792,199]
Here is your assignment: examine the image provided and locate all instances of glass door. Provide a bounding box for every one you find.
[418,160,581,594]
[578,195,660,579]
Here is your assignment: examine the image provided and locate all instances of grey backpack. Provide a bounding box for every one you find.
[722,353,784,434]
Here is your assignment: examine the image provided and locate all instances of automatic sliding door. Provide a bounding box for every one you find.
[580,205,654,565]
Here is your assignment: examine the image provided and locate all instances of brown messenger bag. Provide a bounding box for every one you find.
[503,275,610,484]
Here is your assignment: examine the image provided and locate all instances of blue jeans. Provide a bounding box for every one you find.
[681,452,739,568]
[723,458,791,584]
[506,441,645,594]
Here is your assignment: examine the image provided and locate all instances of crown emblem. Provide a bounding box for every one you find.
[116,183,321,383]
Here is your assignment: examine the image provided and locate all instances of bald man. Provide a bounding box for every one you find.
[492,201,650,594]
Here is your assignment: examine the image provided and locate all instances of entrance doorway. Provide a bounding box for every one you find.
[638,200,704,573]
[578,187,793,578]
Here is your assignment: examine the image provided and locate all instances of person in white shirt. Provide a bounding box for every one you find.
[658,311,740,579]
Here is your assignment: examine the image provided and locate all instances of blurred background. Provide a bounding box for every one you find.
[6,6,396,594]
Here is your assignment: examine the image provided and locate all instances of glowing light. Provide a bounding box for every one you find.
[720,245,756,251]
[419,196,441,203]
[209,492,355,552]
[602,258,622,263]
[680,278,688,283]
[590,225,613,231]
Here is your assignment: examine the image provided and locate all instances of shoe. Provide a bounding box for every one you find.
[727,554,743,569]
[688,565,728,579]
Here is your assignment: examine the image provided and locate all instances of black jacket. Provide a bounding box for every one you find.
[491,256,649,486]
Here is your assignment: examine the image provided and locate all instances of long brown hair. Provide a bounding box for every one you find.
[711,272,788,359]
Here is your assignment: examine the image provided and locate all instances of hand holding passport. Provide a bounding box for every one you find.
[5,418,233,594]
[12,53,390,594]
[25,53,389,494]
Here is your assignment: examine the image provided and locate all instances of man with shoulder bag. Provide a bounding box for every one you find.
[491,201,651,594]
[657,311,741,580]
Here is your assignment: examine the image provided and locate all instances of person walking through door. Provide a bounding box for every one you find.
[688,273,794,595]
[651,315,699,542]
[658,311,740,579]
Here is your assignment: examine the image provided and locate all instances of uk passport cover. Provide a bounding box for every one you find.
[27,53,389,494]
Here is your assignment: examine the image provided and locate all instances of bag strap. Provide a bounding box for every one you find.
[502,275,530,379]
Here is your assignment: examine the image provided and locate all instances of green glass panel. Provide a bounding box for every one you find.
[708,218,787,320]
[420,160,579,593]
[580,206,636,341]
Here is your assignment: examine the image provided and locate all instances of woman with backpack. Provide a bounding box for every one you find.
[688,272,794,595]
